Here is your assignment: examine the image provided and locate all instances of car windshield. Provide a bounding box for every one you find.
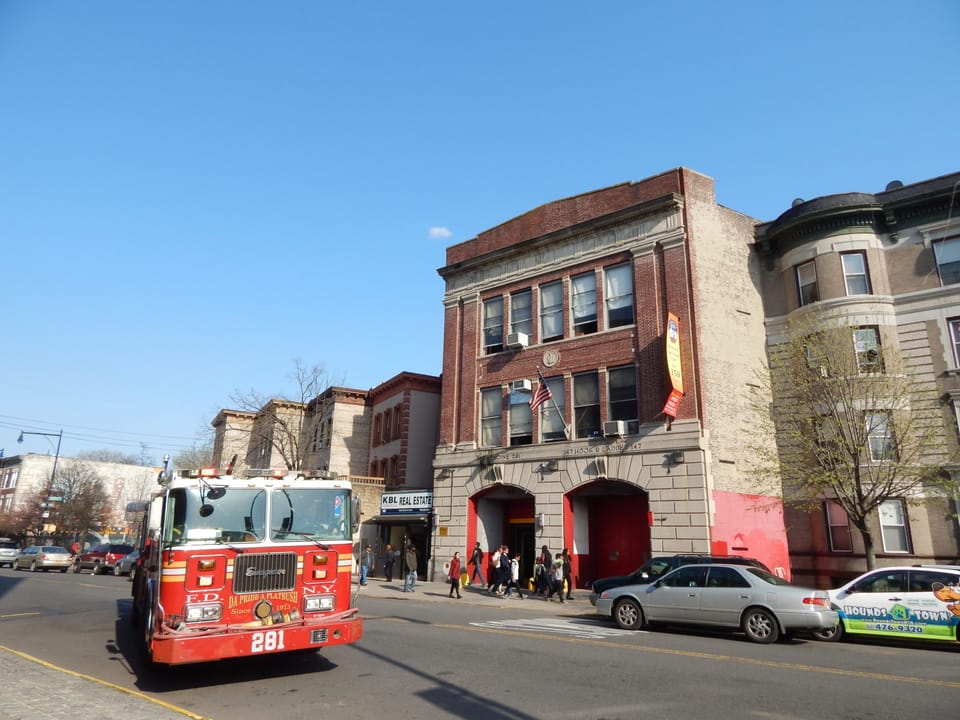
[745,567,792,586]
[0,541,17,549]
[43,547,68,554]
[163,485,351,545]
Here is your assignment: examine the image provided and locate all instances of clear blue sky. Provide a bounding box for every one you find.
[2,1,957,462]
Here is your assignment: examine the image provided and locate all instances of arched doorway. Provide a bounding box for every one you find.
[469,484,536,585]
[567,479,649,589]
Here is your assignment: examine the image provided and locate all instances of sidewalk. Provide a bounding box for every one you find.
[353,575,590,616]
[0,578,591,720]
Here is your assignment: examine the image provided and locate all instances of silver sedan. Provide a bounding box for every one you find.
[595,563,838,643]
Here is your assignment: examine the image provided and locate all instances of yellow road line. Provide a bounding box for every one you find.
[374,617,960,690]
[0,645,213,719]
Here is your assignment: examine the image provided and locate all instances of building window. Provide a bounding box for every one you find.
[483,296,504,354]
[509,389,532,446]
[372,415,381,447]
[841,252,871,295]
[866,411,895,462]
[879,499,910,553]
[540,376,567,442]
[933,236,960,286]
[949,318,960,367]
[796,260,819,306]
[573,371,600,438]
[382,409,392,444]
[608,365,637,423]
[571,272,597,336]
[480,388,503,448]
[604,263,634,329]
[823,501,853,552]
[510,289,533,338]
[853,326,883,373]
[539,280,564,342]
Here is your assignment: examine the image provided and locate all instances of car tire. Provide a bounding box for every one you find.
[30,561,38,572]
[71,562,80,573]
[93,563,102,575]
[612,598,644,630]
[812,621,845,642]
[114,564,121,577]
[742,607,779,643]
[60,568,68,573]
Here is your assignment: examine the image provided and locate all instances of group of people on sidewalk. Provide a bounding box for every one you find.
[449,542,573,602]
[360,542,421,592]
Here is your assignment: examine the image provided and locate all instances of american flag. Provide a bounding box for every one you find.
[530,374,553,412]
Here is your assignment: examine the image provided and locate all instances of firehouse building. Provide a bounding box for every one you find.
[431,168,791,589]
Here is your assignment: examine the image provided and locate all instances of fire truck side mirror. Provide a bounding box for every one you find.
[351,496,361,535]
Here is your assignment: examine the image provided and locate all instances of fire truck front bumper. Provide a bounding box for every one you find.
[150,612,363,666]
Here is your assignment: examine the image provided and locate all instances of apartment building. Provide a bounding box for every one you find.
[431,168,791,588]
[755,172,960,586]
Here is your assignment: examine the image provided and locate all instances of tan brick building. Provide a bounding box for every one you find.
[756,172,960,586]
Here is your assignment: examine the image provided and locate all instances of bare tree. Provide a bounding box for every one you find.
[230,359,343,471]
[752,318,958,569]
[172,444,215,471]
[75,449,144,465]
[53,460,111,546]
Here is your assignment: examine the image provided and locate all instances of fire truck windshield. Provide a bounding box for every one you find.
[163,486,351,545]
[270,488,350,542]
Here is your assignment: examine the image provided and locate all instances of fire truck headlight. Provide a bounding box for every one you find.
[304,595,334,613]
[184,603,222,623]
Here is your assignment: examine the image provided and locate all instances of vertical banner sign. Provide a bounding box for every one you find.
[662,312,684,417]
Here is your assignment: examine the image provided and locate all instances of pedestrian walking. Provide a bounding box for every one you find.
[502,552,525,599]
[546,552,565,603]
[383,543,395,582]
[360,544,373,586]
[487,545,502,592]
[403,544,418,592]
[534,544,551,595]
[469,541,486,586]
[447,551,463,598]
[496,546,510,595]
[562,547,573,599]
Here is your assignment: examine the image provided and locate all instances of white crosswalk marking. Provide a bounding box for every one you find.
[469,617,643,639]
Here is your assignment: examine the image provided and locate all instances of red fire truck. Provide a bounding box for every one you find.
[129,464,363,666]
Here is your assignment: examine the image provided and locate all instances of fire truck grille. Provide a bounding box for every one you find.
[232,552,298,594]
[310,628,328,644]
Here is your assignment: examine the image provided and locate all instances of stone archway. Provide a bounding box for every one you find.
[566,479,649,589]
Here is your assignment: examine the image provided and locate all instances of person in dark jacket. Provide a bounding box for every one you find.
[469,541,486,586]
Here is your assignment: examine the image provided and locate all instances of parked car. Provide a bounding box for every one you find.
[812,565,960,645]
[13,545,74,572]
[113,549,139,578]
[0,538,19,568]
[72,543,136,575]
[589,553,772,606]
[595,563,838,643]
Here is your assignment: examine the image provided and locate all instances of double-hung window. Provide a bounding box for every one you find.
[483,297,504,354]
[797,260,819,306]
[823,501,853,552]
[854,326,883,373]
[539,281,564,342]
[865,410,894,462]
[571,272,597,336]
[841,252,871,295]
[608,365,637,427]
[573,371,600,438]
[480,388,503,447]
[933,237,960,286]
[604,263,634,328]
[510,289,533,339]
[540,376,566,442]
[879,499,910,553]
[509,389,532,446]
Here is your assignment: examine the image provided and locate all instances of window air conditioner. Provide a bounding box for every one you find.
[603,420,627,437]
[506,332,529,349]
[511,379,532,393]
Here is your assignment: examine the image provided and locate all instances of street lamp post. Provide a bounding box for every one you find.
[18,429,63,539]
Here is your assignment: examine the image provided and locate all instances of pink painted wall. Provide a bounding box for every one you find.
[710,490,791,582]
